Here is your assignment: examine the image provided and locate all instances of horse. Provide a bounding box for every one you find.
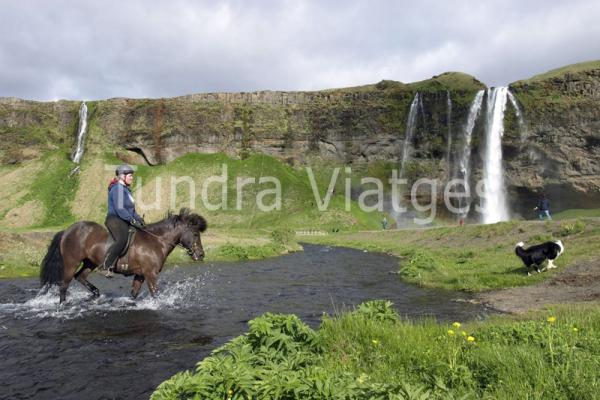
[40,208,207,303]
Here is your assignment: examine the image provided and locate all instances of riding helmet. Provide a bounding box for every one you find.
[115,164,134,176]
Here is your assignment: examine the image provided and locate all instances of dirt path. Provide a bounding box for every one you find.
[477,257,600,313]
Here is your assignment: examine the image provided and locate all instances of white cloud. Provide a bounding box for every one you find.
[0,0,599,100]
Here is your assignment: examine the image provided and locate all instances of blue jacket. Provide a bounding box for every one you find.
[538,198,550,211]
[107,182,142,223]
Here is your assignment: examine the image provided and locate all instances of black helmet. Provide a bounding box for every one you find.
[115,164,134,176]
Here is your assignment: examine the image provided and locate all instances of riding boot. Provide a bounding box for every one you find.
[99,255,116,279]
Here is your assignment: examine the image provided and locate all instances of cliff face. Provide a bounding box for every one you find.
[507,64,600,214]
[0,98,78,163]
[0,63,598,215]
[89,74,482,168]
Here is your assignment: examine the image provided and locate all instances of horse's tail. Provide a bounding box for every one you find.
[40,231,64,287]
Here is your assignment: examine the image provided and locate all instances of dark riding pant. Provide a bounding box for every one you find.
[104,215,129,268]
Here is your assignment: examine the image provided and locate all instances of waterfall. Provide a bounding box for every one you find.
[71,102,88,164]
[481,87,510,224]
[399,92,421,177]
[445,91,453,180]
[507,90,526,136]
[455,90,484,216]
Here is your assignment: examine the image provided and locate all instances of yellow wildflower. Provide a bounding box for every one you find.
[461,331,467,337]
[467,336,475,342]
[547,316,557,324]
[372,339,379,345]
[228,389,233,396]
[447,329,455,336]
[452,322,461,329]
[573,327,578,332]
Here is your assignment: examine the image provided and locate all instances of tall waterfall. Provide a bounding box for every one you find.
[399,92,421,177]
[71,102,88,164]
[482,87,510,224]
[455,89,484,216]
[445,91,453,180]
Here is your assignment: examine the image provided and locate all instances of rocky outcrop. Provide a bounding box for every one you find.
[0,98,78,163]
[0,63,598,215]
[88,75,482,168]
[507,65,600,214]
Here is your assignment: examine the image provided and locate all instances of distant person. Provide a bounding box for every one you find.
[534,194,552,220]
[381,217,388,230]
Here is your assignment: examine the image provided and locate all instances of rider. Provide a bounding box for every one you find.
[100,164,145,276]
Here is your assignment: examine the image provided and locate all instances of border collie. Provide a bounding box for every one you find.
[515,240,565,276]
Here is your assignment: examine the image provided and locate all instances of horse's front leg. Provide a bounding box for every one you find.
[131,274,145,299]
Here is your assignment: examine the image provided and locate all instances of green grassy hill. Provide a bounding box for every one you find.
[0,149,383,232]
[514,60,600,84]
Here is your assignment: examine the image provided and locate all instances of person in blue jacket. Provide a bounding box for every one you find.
[534,193,552,220]
[100,164,145,276]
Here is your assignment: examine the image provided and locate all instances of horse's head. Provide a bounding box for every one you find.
[177,209,207,261]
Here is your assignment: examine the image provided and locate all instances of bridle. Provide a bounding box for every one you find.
[138,226,201,258]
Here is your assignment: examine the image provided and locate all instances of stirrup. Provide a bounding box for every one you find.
[99,263,114,278]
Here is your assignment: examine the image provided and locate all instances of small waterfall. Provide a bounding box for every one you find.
[399,92,421,177]
[445,91,453,180]
[507,90,526,136]
[455,90,484,217]
[481,87,510,224]
[71,102,88,164]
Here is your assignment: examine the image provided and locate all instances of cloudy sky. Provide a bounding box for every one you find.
[1,0,599,100]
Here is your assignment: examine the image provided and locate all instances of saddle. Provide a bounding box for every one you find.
[106,227,137,274]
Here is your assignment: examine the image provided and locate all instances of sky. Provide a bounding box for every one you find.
[1,0,599,101]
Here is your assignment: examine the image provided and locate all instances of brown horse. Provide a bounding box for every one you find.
[40,209,207,303]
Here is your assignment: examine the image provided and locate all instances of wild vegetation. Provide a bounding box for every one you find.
[153,300,600,399]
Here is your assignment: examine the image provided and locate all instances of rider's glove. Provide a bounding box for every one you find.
[130,219,144,229]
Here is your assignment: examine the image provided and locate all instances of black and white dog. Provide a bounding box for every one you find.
[515,240,565,276]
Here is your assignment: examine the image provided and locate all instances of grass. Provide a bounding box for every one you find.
[302,218,600,292]
[510,59,600,110]
[131,152,384,231]
[22,151,79,227]
[553,208,600,220]
[152,301,600,399]
[515,60,600,84]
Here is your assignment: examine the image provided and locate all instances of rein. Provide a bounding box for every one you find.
[138,226,193,254]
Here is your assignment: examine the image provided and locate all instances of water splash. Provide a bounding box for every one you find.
[0,271,212,320]
[71,102,88,164]
[399,92,421,177]
[481,87,510,224]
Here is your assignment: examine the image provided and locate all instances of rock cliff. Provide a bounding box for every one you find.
[1,61,598,215]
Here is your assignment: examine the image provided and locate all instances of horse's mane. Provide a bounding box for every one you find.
[145,208,207,234]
